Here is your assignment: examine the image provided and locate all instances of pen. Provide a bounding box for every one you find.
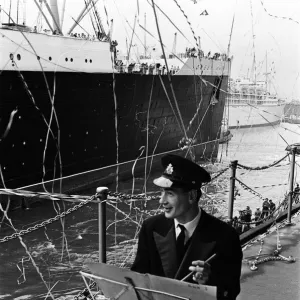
[205,253,217,264]
[180,253,217,282]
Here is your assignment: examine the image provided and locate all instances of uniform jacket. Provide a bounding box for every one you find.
[131,209,243,300]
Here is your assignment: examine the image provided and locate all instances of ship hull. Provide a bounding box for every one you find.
[0,71,227,191]
[227,104,285,129]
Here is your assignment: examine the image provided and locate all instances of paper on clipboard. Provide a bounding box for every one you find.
[86,262,216,300]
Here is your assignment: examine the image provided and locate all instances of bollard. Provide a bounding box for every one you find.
[96,187,108,263]
[228,160,238,223]
[287,148,296,224]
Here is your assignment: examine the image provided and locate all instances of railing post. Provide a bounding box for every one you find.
[287,148,296,224]
[96,187,108,263]
[228,160,238,222]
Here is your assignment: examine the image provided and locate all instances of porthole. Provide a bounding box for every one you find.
[9,53,14,60]
[49,57,52,61]
[85,59,88,63]
[17,54,21,60]
[65,58,68,62]
[90,59,92,63]
[70,58,73,62]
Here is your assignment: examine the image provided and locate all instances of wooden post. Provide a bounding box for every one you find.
[228,160,238,222]
[287,148,296,224]
[96,187,108,263]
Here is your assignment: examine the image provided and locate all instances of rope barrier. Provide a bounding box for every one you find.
[259,0,299,25]
[245,250,296,271]
[251,183,288,189]
[207,167,229,184]
[237,154,289,171]
[0,165,231,245]
[235,177,267,201]
[0,193,101,243]
[242,212,298,271]
[0,188,161,202]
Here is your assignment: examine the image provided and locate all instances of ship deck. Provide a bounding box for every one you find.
[238,211,300,300]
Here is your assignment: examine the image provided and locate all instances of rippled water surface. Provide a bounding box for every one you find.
[1,123,300,299]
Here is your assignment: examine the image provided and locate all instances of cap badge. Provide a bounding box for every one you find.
[165,163,173,175]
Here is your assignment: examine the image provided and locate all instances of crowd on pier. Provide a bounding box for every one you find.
[233,184,300,234]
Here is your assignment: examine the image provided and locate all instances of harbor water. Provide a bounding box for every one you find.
[0,123,300,299]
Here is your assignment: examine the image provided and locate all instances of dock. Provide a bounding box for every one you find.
[238,211,300,300]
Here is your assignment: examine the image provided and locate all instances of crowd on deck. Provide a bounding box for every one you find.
[232,183,300,234]
[32,26,108,42]
[28,26,232,64]
[115,61,180,75]
[184,47,231,61]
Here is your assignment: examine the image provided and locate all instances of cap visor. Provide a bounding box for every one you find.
[153,176,173,188]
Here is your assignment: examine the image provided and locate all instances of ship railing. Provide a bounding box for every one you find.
[1,145,300,298]
[114,64,179,75]
[226,97,280,106]
[1,145,299,242]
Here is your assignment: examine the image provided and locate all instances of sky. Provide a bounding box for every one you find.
[1,0,300,100]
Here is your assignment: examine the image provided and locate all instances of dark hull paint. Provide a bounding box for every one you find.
[0,71,227,191]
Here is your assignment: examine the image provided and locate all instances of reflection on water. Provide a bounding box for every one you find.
[1,124,300,299]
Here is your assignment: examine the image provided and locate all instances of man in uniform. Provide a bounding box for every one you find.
[254,207,262,226]
[294,183,300,203]
[244,206,252,223]
[269,199,276,213]
[131,154,243,300]
[261,198,270,219]
[254,207,262,221]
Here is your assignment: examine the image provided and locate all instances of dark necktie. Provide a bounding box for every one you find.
[176,224,186,264]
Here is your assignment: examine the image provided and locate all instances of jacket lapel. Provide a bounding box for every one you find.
[174,210,216,280]
[153,220,178,278]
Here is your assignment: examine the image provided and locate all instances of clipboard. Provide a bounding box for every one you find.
[81,262,217,300]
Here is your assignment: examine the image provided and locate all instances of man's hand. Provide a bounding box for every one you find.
[189,260,211,284]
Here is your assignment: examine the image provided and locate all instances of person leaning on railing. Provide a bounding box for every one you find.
[269,200,276,213]
[254,207,262,225]
[294,184,300,203]
[261,198,270,219]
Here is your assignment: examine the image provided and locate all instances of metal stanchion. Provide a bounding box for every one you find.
[228,160,238,222]
[285,143,300,224]
[287,148,296,224]
[96,187,108,263]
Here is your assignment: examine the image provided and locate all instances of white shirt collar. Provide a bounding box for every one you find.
[174,208,201,242]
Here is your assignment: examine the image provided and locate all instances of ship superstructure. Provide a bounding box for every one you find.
[225,78,285,128]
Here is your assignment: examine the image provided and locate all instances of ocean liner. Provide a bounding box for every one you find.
[225,78,285,129]
[0,1,229,192]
